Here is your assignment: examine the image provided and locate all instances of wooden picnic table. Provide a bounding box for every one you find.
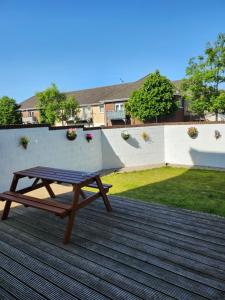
[0,166,112,244]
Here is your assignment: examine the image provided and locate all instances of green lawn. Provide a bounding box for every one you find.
[101,167,225,217]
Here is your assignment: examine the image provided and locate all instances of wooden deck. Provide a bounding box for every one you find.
[1,190,225,299]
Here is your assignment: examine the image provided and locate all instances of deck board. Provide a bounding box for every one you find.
[1,192,225,299]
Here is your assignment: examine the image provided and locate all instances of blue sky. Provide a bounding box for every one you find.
[0,0,225,103]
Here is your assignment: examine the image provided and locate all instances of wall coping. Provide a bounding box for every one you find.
[101,121,225,129]
[1,121,225,131]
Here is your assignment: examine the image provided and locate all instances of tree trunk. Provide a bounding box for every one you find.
[215,111,218,121]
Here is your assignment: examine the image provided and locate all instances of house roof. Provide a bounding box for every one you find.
[19,75,180,110]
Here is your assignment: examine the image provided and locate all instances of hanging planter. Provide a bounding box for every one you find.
[187,127,198,139]
[86,133,93,142]
[121,130,130,140]
[214,130,221,140]
[141,131,150,141]
[66,128,77,141]
[19,136,30,149]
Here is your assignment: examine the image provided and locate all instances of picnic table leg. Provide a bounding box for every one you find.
[2,174,19,220]
[63,185,80,244]
[79,189,86,200]
[42,179,55,198]
[95,176,112,212]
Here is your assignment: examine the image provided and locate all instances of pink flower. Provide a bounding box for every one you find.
[86,133,93,142]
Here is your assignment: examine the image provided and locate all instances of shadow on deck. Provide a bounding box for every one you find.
[1,190,225,300]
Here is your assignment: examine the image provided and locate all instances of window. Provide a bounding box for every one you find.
[28,111,34,117]
[115,103,124,111]
[179,98,184,108]
[99,105,104,112]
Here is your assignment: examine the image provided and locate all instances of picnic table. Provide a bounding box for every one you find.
[0,166,112,244]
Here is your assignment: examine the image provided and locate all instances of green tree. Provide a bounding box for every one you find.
[181,33,225,120]
[126,71,177,122]
[0,96,22,125]
[36,84,80,125]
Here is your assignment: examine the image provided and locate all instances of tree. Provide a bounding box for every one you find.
[181,33,225,120]
[36,84,80,125]
[0,96,22,125]
[126,71,177,122]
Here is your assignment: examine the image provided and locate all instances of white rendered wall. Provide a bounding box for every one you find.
[101,126,165,169]
[2,123,225,192]
[0,127,102,191]
[165,124,225,168]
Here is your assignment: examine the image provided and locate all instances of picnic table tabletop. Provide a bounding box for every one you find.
[15,166,99,185]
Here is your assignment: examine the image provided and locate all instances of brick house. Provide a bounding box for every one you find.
[19,75,185,126]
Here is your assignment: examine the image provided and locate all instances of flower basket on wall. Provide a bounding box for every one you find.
[66,128,77,141]
[19,136,30,149]
[121,130,130,140]
[187,127,198,139]
[86,133,93,142]
[141,131,150,141]
[214,130,221,140]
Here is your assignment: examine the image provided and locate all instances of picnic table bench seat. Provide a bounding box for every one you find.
[87,183,112,192]
[0,191,71,217]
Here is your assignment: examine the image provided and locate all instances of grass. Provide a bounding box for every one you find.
[100,167,225,217]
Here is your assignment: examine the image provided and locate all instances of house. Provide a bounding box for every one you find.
[19,75,185,126]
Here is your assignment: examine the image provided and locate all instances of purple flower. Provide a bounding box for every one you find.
[86,133,93,142]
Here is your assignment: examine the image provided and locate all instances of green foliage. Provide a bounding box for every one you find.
[36,84,80,125]
[126,71,177,122]
[19,136,30,149]
[181,33,225,120]
[0,96,22,125]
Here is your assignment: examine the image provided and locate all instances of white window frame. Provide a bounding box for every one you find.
[99,105,104,113]
[115,103,124,111]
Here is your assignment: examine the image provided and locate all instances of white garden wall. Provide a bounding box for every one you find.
[101,126,165,169]
[0,127,102,191]
[165,123,225,168]
[1,123,225,192]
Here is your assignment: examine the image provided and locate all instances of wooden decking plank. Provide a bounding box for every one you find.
[0,286,18,300]
[108,195,225,225]
[104,197,225,233]
[0,232,144,300]
[84,204,225,255]
[71,220,225,292]
[0,226,171,300]
[9,209,225,299]
[80,205,225,261]
[101,201,225,239]
[76,211,225,277]
[0,251,78,300]
[80,207,225,271]
[85,201,225,253]
[86,202,225,245]
[4,216,206,300]
[24,197,225,257]
[0,268,46,300]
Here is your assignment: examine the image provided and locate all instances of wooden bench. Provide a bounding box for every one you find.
[87,183,112,193]
[0,192,71,218]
